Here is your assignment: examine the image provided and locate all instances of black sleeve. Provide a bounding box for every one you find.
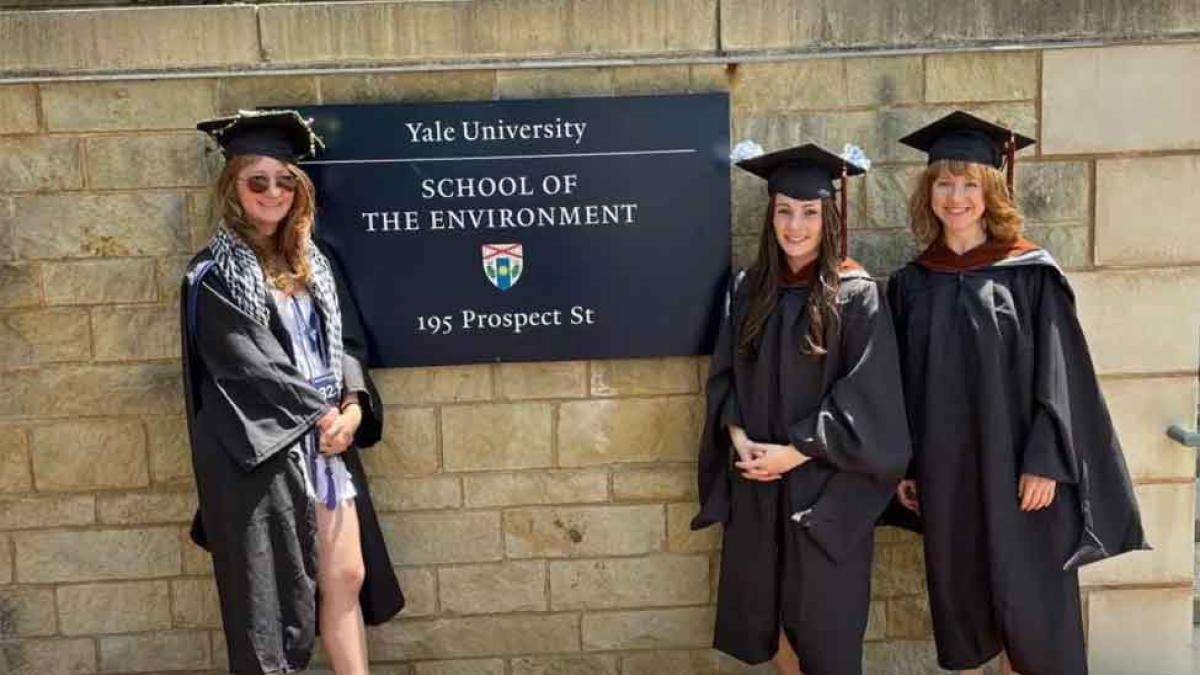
[785,281,912,482]
[189,279,329,471]
[691,273,741,530]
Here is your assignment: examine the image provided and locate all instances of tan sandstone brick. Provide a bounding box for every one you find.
[1080,483,1193,586]
[1017,161,1089,225]
[171,578,222,629]
[146,416,193,485]
[732,60,846,115]
[380,512,501,565]
[0,85,39,135]
[98,630,211,673]
[550,554,709,610]
[363,406,439,477]
[1101,376,1196,481]
[0,424,32,493]
[97,490,196,525]
[1024,224,1089,270]
[397,567,438,617]
[496,361,587,400]
[619,650,731,675]
[589,357,700,396]
[846,55,924,106]
[511,655,619,675]
[215,75,320,115]
[1097,154,1200,266]
[31,419,148,490]
[862,639,941,674]
[414,659,504,675]
[155,255,192,305]
[0,262,41,308]
[612,466,697,502]
[4,364,182,418]
[462,469,608,508]
[4,193,187,259]
[0,308,91,366]
[0,535,9,584]
[86,134,214,190]
[582,606,715,651]
[319,71,496,105]
[14,527,179,583]
[1071,267,1200,375]
[497,68,614,99]
[667,502,719,552]
[42,80,218,132]
[0,137,82,192]
[558,396,703,466]
[57,581,171,635]
[0,588,56,637]
[613,64,692,95]
[92,305,178,361]
[926,51,1038,103]
[865,600,887,641]
[0,637,96,675]
[438,560,547,614]
[374,365,491,405]
[1086,587,1193,675]
[43,258,158,305]
[368,614,579,660]
[871,541,927,598]
[442,402,552,471]
[504,505,664,558]
[181,527,211,576]
[370,476,462,512]
[0,495,94,530]
[1044,44,1200,154]
[886,595,934,639]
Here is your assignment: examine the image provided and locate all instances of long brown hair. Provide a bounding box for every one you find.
[738,194,842,358]
[908,159,1024,247]
[215,155,317,293]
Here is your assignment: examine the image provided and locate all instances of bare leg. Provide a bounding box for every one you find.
[316,499,369,675]
[772,630,805,675]
[1000,651,1021,675]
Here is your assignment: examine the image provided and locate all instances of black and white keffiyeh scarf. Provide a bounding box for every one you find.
[208,223,344,391]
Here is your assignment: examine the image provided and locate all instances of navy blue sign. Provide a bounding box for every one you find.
[299,94,730,367]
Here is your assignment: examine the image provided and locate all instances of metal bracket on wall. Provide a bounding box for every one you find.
[1166,425,1200,448]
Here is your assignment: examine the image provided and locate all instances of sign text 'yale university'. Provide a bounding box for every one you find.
[301,94,730,367]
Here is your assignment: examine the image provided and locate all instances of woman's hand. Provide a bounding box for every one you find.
[728,425,755,463]
[1018,473,1056,511]
[896,479,920,514]
[735,443,809,481]
[318,402,361,455]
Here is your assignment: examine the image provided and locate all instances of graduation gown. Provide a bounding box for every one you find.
[887,246,1147,674]
[181,248,404,675]
[692,265,911,674]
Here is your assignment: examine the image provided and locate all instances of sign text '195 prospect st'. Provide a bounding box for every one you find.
[300,93,730,367]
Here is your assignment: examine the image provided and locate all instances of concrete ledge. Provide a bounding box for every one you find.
[721,0,1200,52]
[259,0,719,66]
[0,6,259,76]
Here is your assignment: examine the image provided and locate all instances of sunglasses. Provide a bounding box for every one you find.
[240,173,298,194]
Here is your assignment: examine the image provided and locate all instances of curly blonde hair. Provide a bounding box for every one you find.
[215,155,317,293]
[908,160,1024,247]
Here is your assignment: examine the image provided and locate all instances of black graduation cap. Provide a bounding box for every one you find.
[898,110,1035,169]
[196,109,323,163]
[736,143,867,201]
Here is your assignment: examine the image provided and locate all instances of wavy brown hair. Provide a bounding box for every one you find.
[908,159,1024,247]
[215,155,317,294]
[738,195,842,358]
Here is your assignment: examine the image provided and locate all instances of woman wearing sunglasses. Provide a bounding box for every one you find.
[181,110,403,675]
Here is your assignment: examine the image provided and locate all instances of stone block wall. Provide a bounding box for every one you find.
[0,2,1197,674]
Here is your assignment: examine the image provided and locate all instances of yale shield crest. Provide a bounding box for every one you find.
[482,243,524,291]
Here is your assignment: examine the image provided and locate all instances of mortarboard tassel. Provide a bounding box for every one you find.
[839,165,849,259]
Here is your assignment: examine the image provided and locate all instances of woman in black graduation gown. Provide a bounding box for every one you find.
[181,110,403,675]
[887,111,1147,675]
[692,143,911,675]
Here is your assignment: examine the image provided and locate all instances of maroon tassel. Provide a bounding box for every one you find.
[839,166,849,259]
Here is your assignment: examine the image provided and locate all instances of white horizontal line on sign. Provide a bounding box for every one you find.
[301,148,697,165]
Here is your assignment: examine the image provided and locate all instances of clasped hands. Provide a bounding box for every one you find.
[316,397,361,455]
[730,425,810,482]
